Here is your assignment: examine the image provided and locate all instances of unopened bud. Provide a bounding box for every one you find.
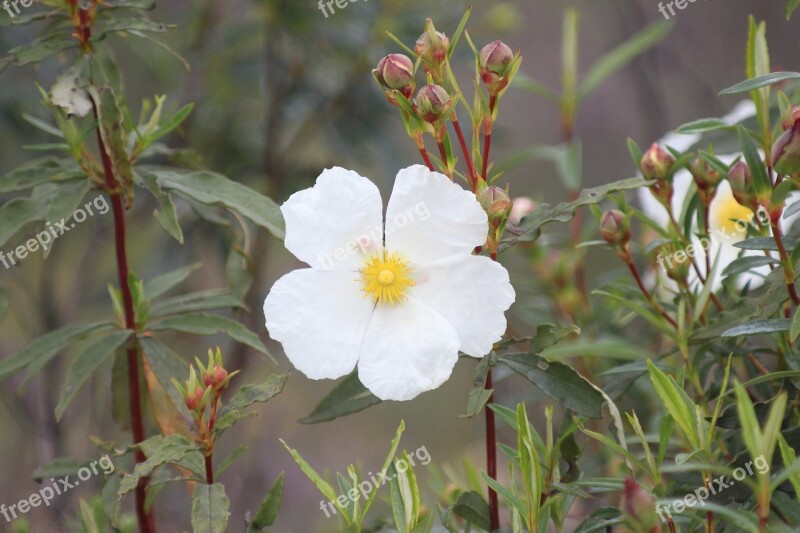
[478,186,513,225]
[621,478,663,533]
[415,19,450,70]
[185,386,206,412]
[728,160,757,209]
[479,40,515,96]
[772,106,800,177]
[600,210,630,247]
[413,84,451,123]
[640,143,675,182]
[691,155,721,191]
[509,196,536,225]
[373,54,415,100]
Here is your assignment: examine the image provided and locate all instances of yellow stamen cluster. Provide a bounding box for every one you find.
[361,251,415,306]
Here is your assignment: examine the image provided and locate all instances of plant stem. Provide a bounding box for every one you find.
[414,133,435,172]
[482,96,497,181]
[436,140,452,178]
[204,454,214,485]
[623,254,678,329]
[451,115,478,191]
[95,111,155,533]
[485,368,499,531]
[770,219,800,305]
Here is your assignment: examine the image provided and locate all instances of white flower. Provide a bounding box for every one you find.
[638,101,799,290]
[263,165,516,401]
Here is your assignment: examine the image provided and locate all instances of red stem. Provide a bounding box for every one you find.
[624,255,679,329]
[485,369,499,531]
[95,111,155,533]
[451,116,479,192]
[418,146,435,172]
[436,140,452,178]
[204,455,214,485]
[482,96,497,181]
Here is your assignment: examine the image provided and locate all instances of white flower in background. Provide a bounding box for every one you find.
[638,101,798,290]
[264,165,515,401]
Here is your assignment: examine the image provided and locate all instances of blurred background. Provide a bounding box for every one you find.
[0,0,792,531]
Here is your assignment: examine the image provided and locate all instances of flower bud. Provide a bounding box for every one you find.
[478,186,513,224]
[640,143,675,182]
[480,40,514,75]
[479,40,515,96]
[415,19,450,70]
[185,385,206,412]
[509,196,536,225]
[600,210,630,247]
[621,478,663,533]
[772,106,800,178]
[373,54,415,100]
[728,160,757,210]
[690,155,721,191]
[413,84,451,124]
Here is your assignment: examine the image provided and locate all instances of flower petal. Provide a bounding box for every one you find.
[357,297,460,401]
[413,255,515,357]
[264,269,374,379]
[282,167,384,270]
[385,165,487,266]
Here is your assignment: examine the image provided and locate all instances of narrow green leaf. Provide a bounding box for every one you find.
[152,168,285,239]
[719,72,800,95]
[789,0,800,19]
[144,263,202,300]
[721,318,791,337]
[118,435,199,497]
[579,21,671,101]
[722,256,780,277]
[646,360,700,449]
[301,373,381,425]
[55,330,132,421]
[674,118,731,134]
[215,374,288,433]
[150,289,244,317]
[500,353,604,418]
[136,170,184,244]
[450,491,490,531]
[150,313,271,358]
[247,472,285,531]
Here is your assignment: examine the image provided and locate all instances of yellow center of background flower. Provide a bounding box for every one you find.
[361,252,415,306]
[712,193,753,237]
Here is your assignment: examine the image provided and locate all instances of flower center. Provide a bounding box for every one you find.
[361,252,415,306]
[712,193,753,238]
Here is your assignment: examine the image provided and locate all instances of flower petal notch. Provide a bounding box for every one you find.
[264,165,515,401]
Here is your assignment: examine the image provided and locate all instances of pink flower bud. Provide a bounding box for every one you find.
[479,40,514,75]
[415,19,450,67]
[640,143,675,182]
[478,186,513,226]
[373,54,415,99]
[509,196,536,225]
[600,210,630,247]
[728,160,756,209]
[413,84,451,123]
[772,107,800,178]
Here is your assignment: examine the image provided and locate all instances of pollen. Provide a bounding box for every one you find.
[361,251,415,306]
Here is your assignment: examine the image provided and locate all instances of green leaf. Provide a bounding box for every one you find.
[459,387,494,419]
[88,86,133,191]
[144,263,202,299]
[719,72,800,95]
[150,313,271,358]
[301,372,381,424]
[789,0,800,19]
[721,318,791,337]
[55,330,132,421]
[93,17,174,38]
[191,483,230,533]
[215,374,288,433]
[136,170,184,244]
[247,472,285,531]
[150,289,244,317]
[44,181,93,231]
[151,168,285,239]
[529,323,581,354]
[722,256,780,277]
[0,190,57,249]
[507,177,651,246]
[646,360,700,449]
[500,353,604,418]
[150,103,194,144]
[118,435,199,497]
[734,237,797,251]
[674,118,732,134]
[0,322,112,381]
[578,20,672,101]
[738,126,771,197]
[280,440,341,507]
[4,33,77,67]
[450,491,490,531]
[0,157,83,193]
